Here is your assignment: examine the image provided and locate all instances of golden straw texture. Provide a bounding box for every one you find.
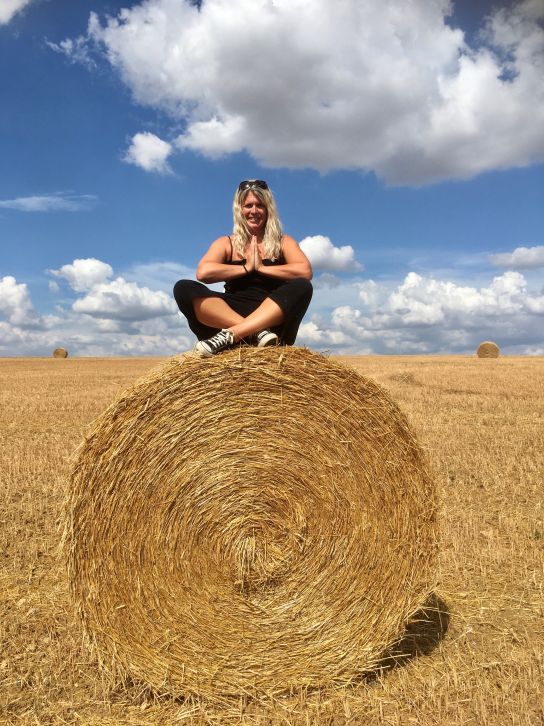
[53,347,68,358]
[66,347,438,699]
[476,341,500,358]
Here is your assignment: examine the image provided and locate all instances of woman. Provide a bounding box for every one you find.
[174,180,313,357]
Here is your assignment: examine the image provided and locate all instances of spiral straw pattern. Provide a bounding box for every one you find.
[66,347,437,699]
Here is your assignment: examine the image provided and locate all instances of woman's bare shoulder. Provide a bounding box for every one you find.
[210,235,232,251]
[211,234,232,245]
[200,235,231,261]
[281,234,300,248]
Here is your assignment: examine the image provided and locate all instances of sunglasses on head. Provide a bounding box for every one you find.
[238,179,269,192]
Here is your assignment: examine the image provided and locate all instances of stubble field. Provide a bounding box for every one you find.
[1,353,543,725]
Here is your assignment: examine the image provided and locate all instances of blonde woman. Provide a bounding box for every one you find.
[174,180,313,357]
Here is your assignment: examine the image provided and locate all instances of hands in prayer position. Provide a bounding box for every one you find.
[245,236,262,274]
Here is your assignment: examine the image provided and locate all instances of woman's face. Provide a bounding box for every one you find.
[241,191,268,235]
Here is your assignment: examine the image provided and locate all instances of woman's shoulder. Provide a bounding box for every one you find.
[209,235,233,251]
[200,235,233,262]
[280,234,299,248]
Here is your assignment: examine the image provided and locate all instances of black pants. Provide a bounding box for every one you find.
[173,278,313,345]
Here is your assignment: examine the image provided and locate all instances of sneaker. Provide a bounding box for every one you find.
[193,329,235,357]
[255,329,279,347]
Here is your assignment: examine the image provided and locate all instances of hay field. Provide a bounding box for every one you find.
[1,354,543,725]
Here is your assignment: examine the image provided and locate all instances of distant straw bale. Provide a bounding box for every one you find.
[66,347,438,699]
[477,341,500,358]
[53,347,68,358]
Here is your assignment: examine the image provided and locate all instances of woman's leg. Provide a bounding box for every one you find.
[267,279,313,345]
[193,297,244,329]
[174,277,312,348]
[228,297,285,341]
[174,279,246,341]
[227,279,313,342]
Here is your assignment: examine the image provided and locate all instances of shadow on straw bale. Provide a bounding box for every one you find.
[370,592,450,678]
[65,346,438,701]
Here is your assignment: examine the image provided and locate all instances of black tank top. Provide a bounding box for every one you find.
[224,236,285,297]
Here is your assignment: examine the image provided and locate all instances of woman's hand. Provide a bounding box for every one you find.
[251,234,313,281]
[253,237,263,272]
[245,236,263,273]
[196,236,252,283]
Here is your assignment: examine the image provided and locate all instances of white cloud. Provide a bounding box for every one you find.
[0,318,192,357]
[73,277,176,321]
[297,270,544,354]
[0,266,191,357]
[0,276,36,325]
[48,258,177,322]
[313,273,341,290]
[48,280,60,294]
[45,37,96,69]
[0,0,33,25]
[123,132,173,174]
[358,280,380,306]
[3,259,544,357]
[49,258,113,292]
[0,193,97,212]
[385,270,532,324]
[300,235,362,272]
[489,245,544,270]
[297,320,350,346]
[57,0,544,185]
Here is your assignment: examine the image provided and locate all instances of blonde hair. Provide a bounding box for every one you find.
[231,184,283,260]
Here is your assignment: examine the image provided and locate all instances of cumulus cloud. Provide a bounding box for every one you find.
[49,258,114,292]
[48,257,176,320]
[3,260,544,356]
[386,271,530,325]
[48,258,178,321]
[73,277,176,321]
[297,270,544,354]
[297,320,350,346]
[123,131,173,173]
[0,193,97,212]
[0,0,34,25]
[0,276,36,325]
[54,0,544,184]
[0,264,191,357]
[489,245,544,269]
[358,280,380,306]
[300,235,362,272]
[313,273,341,290]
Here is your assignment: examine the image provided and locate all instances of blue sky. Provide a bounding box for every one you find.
[1,0,543,356]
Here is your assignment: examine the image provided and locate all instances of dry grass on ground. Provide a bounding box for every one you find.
[1,354,543,725]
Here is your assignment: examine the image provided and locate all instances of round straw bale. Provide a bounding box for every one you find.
[66,347,437,699]
[476,341,500,358]
[53,347,68,358]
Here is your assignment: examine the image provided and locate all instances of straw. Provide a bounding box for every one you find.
[477,341,500,358]
[65,347,438,699]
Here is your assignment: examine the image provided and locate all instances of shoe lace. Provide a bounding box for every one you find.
[208,329,232,351]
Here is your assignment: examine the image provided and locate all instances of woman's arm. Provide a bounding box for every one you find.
[255,235,313,280]
[196,237,249,283]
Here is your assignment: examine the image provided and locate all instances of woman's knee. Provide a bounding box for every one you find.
[173,279,200,307]
[289,277,313,302]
